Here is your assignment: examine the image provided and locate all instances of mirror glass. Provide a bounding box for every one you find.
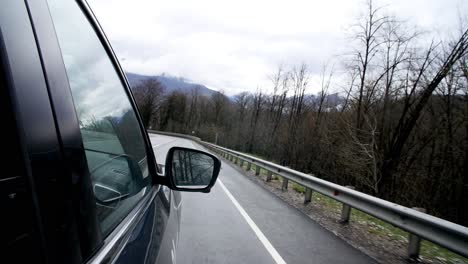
[172,149,215,188]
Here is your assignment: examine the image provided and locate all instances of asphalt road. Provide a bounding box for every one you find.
[150,134,375,264]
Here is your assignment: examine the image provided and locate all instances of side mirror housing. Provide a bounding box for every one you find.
[162,147,221,193]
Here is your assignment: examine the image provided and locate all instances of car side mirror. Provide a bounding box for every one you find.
[164,147,221,193]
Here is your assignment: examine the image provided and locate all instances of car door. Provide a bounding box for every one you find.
[25,0,179,263]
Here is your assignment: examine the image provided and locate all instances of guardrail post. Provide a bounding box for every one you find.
[246,162,251,171]
[239,159,244,168]
[255,165,260,176]
[304,188,313,204]
[408,207,426,260]
[340,186,355,223]
[282,178,289,191]
[266,171,272,182]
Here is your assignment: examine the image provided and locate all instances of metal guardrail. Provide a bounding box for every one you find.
[148,131,468,259]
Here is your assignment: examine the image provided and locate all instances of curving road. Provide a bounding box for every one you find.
[150,134,375,264]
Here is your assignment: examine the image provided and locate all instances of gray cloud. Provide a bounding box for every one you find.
[88,0,466,95]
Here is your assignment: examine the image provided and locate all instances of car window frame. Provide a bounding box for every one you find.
[47,0,156,237]
[26,0,162,262]
[75,0,160,180]
[0,12,46,264]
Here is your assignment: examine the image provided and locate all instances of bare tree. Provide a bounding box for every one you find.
[186,85,201,130]
[285,63,309,166]
[234,92,251,149]
[377,17,417,150]
[247,89,264,153]
[353,0,387,131]
[211,91,229,126]
[133,78,165,128]
[316,64,334,127]
[379,29,468,195]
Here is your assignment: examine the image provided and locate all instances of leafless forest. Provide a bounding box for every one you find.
[133,2,468,226]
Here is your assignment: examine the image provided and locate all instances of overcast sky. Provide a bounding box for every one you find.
[88,0,466,95]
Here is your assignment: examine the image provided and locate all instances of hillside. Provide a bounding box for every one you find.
[126,72,217,97]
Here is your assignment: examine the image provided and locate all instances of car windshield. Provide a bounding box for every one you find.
[89,0,468,263]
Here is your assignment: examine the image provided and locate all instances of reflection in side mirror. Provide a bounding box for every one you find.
[165,147,221,193]
[94,184,128,207]
[90,154,144,205]
[173,149,214,188]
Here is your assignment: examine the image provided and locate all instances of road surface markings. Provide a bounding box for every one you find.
[151,138,178,148]
[218,179,287,264]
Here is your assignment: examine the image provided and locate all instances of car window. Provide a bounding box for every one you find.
[47,0,151,236]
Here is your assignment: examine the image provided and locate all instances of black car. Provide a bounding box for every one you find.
[0,0,220,263]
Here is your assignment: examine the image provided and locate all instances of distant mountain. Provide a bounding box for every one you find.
[305,92,346,111]
[126,72,345,105]
[318,92,343,106]
[126,72,217,97]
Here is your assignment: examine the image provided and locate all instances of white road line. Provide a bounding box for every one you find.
[151,139,178,148]
[218,179,287,264]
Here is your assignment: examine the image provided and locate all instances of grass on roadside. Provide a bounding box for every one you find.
[311,192,468,263]
[292,183,306,193]
[248,164,269,176]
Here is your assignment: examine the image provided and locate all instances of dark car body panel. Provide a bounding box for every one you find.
[0,0,181,263]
